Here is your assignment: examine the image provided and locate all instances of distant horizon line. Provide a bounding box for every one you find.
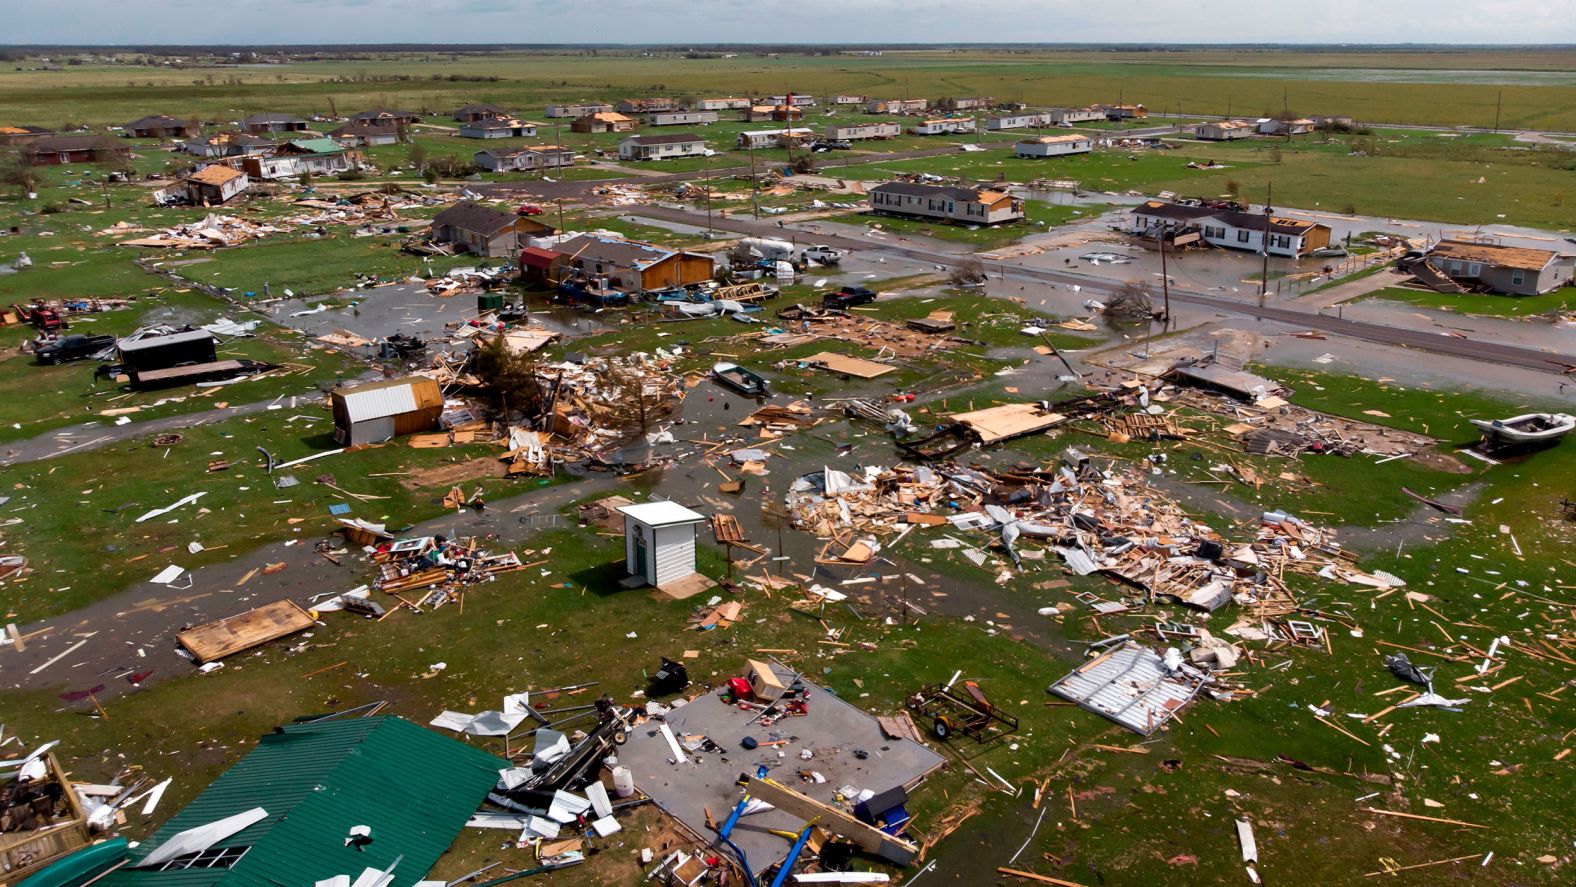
[4,42,1576,51]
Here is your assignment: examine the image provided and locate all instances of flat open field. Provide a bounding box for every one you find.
[7,49,1576,131]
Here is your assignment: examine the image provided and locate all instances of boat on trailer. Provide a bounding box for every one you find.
[711,361,770,398]
[1471,412,1575,447]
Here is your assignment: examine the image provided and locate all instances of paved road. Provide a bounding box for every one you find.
[631,205,1576,375]
[5,475,626,697]
[1,397,286,467]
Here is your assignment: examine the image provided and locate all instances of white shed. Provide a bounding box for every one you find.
[618,501,707,587]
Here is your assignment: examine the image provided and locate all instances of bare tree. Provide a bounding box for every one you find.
[947,255,988,288]
[471,337,547,420]
[589,359,679,436]
[0,149,41,196]
[1104,280,1156,322]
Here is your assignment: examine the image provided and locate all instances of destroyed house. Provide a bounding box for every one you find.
[182,164,249,205]
[330,376,444,445]
[1095,103,1146,119]
[349,109,420,126]
[100,716,503,887]
[1196,120,1254,141]
[329,122,400,147]
[617,98,676,114]
[473,145,575,172]
[1129,201,1331,257]
[117,330,218,375]
[736,128,813,149]
[1422,239,1573,295]
[22,135,125,166]
[124,114,195,139]
[183,131,275,158]
[240,113,308,135]
[618,133,706,161]
[556,234,715,293]
[458,118,538,139]
[569,112,635,133]
[865,98,927,114]
[1259,117,1314,135]
[452,102,511,122]
[429,200,554,258]
[1014,134,1093,157]
[693,97,752,110]
[0,749,94,884]
[0,124,53,145]
[868,182,1024,225]
[545,102,613,118]
[241,139,350,180]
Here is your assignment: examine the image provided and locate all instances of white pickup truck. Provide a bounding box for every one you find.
[802,244,845,265]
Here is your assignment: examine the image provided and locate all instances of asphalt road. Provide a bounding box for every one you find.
[630,205,1576,376]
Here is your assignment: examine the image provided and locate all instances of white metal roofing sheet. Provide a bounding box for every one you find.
[341,384,419,423]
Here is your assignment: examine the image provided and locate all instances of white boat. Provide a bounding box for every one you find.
[1471,412,1575,445]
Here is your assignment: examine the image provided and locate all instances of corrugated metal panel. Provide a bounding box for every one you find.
[1048,644,1205,736]
[653,525,696,586]
[103,717,503,887]
[341,385,418,423]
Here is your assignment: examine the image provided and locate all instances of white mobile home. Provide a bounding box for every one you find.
[986,113,1050,131]
[1048,107,1106,125]
[694,97,751,110]
[737,128,813,148]
[545,102,613,118]
[618,133,706,161]
[618,501,706,588]
[1015,134,1093,157]
[869,182,1024,225]
[912,118,976,135]
[824,122,900,141]
[648,111,719,127]
[1196,121,1255,141]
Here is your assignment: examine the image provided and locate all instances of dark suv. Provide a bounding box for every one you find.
[34,334,114,365]
[821,286,877,309]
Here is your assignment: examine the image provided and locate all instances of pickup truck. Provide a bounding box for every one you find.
[802,245,844,265]
[33,334,114,365]
[821,286,877,309]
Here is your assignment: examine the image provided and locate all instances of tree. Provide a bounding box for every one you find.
[470,337,547,421]
[589,358,678,436]
[1104,280,1156,322]
[0,149,40,196]
[408,141,428,170]
[790,154,817,175]
[947,255,988,288]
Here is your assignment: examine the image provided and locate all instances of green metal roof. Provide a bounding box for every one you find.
[287,138,344,155]
[103,716,504,887]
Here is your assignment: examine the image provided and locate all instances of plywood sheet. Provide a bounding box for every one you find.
[949,402,1065,443]
[176,600,314,664]
[803,351,894,379]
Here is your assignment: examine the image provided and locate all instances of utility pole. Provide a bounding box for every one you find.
[749,145,760,219]
[703,154,713,236]
[1493,90,1502,133]
[1260,184,1273,307]
[1159,220,1171,324]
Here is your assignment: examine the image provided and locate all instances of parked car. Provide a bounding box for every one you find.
[822,286,877,309]
[803,245,845,265]
[34,334,114,365]
[517,204,545,216]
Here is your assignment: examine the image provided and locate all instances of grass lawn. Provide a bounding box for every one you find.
[840,199,1102,250]
[1363,284,1574,317]
[149,234,494,298]
[1,356,1574,882]
[837,146,1244,194]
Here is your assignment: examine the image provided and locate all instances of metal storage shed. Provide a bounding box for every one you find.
[618,500,706,588]
[329,377,444,446]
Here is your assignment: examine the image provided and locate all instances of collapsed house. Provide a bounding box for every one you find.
[1,746,96,883]
[98,717,502,887]
[1128,201,1333,257]
[1411,238,1574,296]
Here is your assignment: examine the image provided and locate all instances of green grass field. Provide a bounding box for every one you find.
[7,49,1576,131]
[1363,284,1574,317]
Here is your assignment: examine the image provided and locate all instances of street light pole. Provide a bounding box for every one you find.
[1260,184,1273,307]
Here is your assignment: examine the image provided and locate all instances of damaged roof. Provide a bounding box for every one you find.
[1429,238,1560,272]
[185,165,245,186]
[102,716,503,887]
[557,234,697,270]
[1047,643,1209,735]
[432,200,519,236]
[622,133,705,145]
[869,181,994,203]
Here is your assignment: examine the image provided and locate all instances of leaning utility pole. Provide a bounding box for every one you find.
[1158,220,1171,324]
[1260,184,1274,306]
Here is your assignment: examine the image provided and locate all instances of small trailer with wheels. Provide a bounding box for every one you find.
[906,679,1019,742]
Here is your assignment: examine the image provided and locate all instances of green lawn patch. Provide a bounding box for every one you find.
[1363,285,1574,317]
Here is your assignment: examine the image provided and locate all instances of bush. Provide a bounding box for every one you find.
[336,169,367,181]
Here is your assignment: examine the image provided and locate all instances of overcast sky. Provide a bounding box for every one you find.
[8,0,1576,45]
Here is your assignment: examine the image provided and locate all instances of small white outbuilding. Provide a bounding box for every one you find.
[618,501,707,588]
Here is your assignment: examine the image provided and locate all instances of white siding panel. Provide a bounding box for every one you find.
[342,384,419,422]
[652,525,696,586]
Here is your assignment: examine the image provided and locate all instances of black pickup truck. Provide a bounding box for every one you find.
[34,334,114,365]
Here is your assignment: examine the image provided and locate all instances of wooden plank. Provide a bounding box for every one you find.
[803,351,895,379]
[744,777,918,865]
[997,867,1089,886]
[1359,807,1488,829]
[175,600,314,664]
